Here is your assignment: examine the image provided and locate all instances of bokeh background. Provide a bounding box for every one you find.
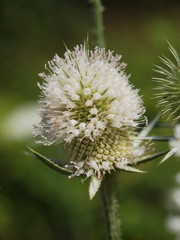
[1,0,180,239]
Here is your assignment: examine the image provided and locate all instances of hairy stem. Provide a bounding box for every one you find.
[101,174,122,240]
[91,0,105,47]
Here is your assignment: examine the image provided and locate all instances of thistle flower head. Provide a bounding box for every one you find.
[34,44,148,199]
[154,43,180,124]
[170,125,180,157]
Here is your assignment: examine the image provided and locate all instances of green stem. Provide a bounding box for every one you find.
[91,0,105,47]
[101,174,122,240]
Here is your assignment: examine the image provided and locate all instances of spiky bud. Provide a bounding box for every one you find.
[154,43,180,124]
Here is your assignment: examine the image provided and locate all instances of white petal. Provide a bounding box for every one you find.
[93,92,101,100]
[85,100,93,106]
[79,122,86,130]
[87,123,94,130]
[89,176,102,200]
[69,119,77,126]
[90,108,98,115]
[89,160,99,171]
[83,88,91,95]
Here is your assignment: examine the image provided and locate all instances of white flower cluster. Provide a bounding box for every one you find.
[34,45,147,199]
[170,125,180,157]
[35,45,145,145]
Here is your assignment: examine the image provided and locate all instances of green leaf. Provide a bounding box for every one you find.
[27,147,73,176]
[135,149,170,165]
[115,162,146,173]
[122,165,146,173]
[133,136,172,142]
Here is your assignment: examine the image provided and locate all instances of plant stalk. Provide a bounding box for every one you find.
[91,0,105,47]
[101,174,122,240]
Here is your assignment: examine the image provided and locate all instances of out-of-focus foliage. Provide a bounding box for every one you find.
[0,0,180,239]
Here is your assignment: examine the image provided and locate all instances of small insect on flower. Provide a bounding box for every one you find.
[34,44,149,199]
[153,43,180,124]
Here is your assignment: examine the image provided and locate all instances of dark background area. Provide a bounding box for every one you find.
[0,0,180,239]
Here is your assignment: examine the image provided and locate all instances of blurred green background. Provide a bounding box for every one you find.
[0,0,180,239]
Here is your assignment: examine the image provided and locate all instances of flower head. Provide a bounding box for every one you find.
[154,43,180,124]
[170,125,180,157]
[34,44,148,199]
